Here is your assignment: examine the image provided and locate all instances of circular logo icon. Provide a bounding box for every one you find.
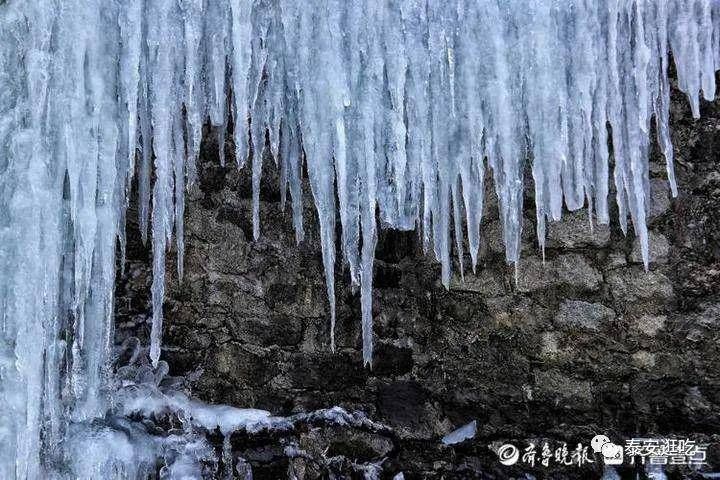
[497,444,520,466]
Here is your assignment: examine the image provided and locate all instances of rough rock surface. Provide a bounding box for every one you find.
[115,79,720,478]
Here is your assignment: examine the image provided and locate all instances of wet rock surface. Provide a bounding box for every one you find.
[115,81,720,478]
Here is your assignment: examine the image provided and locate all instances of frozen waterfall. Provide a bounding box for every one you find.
[0,0,719,477]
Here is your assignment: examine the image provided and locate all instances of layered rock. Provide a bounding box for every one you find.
[115,79,720,479]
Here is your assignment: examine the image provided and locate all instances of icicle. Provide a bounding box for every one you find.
[173,115,186,281]
[147,0,181,367]
[181,0,204,187]
[451,182,465,281]
[118,0,143,197]
[248,3,272,241]
[138,50,153,245]
[205,0,231,165]
[2,2,720,474]
[230,0,253,168]
[654,0,679,198]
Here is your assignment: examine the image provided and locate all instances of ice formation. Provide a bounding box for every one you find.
[602,466,622,480]
[1,0,719,477]
[441,420,477,446]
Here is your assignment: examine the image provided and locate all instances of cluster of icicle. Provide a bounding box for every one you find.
[1,0,719,477]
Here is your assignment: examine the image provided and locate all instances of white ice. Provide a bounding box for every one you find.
[601,466,621,480]
[441,420,477,445]
[1,0,719,477]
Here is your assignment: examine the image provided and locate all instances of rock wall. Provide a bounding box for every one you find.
[115,79,720,479]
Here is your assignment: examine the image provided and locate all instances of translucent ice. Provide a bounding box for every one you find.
[1,0,719,477]
[441,420,477,445]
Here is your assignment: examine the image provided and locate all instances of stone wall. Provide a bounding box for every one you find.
[115,79,720,479]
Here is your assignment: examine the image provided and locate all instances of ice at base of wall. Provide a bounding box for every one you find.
[1,0,719,478]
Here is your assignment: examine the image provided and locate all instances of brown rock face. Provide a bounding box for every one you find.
[115,81,720,478]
